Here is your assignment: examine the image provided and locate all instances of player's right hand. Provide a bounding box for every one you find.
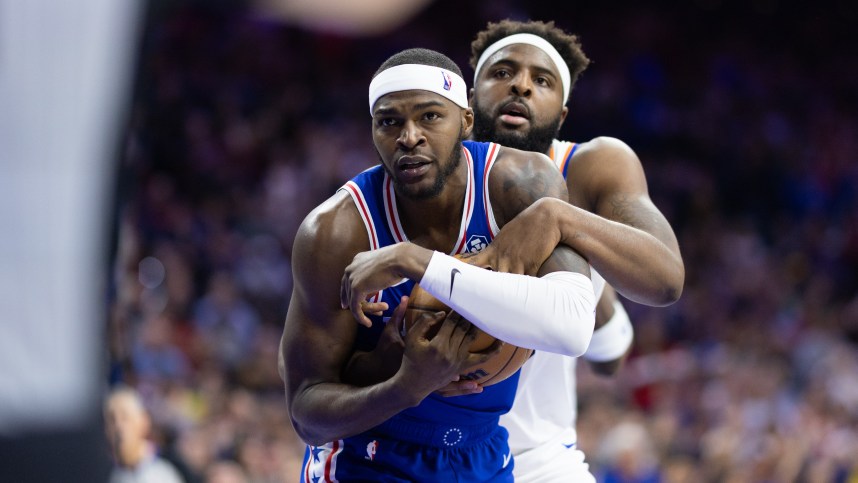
[399,311,476,397]
[469,198,562,276]
[399,311,506,399]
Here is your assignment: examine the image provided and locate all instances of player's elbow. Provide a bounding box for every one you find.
[566,319,595,357]
[287,392,332,446]
[650,281,682,306]
[645,261,684,306]
[659,263,685,305]
[540,272,597,357]
[290,409,336,447]
[550,306,595,357]
[292,420,328,447]
[662,283,683,305]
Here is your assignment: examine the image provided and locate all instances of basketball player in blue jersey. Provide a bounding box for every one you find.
[280,47,602,482]
[462,20,685,482]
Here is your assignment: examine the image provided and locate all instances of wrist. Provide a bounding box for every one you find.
[552,199,584,248]
[398,243,433,281]
[536,198,565,246]
[390,368,429,407]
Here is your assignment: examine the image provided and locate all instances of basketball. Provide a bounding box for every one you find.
[403,281,533,387]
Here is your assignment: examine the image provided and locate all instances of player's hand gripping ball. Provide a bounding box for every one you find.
[403,256,533,386]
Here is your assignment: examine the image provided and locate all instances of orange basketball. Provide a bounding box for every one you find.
[403,281,533,387]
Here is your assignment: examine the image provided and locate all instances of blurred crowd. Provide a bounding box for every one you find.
[107,1,858,482]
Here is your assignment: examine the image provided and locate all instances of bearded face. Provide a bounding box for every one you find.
[380,127,463,201]
[471,95,561,154]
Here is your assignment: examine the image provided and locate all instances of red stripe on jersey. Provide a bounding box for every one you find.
[482,143,499,238]
[453,146,474,254]
[384,176,406,243]
[324,440,340,482]
[343,182,378,250]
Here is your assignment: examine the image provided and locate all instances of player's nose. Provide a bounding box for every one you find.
[509,72,533,97]
[396,121,425,149]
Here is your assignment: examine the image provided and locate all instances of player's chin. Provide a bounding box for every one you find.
[491,119,524,132]
[398,181,439,201]
[493,128,530,147]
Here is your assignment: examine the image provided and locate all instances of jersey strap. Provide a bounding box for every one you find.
[549,139,578,180]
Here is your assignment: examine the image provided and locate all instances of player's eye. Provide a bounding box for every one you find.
[378,118,398,127]
[423,112,440,121]
[535,76,550,86]
[493,69,511,79]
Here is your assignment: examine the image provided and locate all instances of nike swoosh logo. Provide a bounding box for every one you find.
[502,451,512,468]
[562,442,576,449]
[449,268,461,298]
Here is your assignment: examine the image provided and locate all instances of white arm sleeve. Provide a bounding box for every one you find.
[419,252,596,357]
[583,299,634,362]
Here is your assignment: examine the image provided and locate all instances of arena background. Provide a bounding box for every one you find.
[109,0,858,481]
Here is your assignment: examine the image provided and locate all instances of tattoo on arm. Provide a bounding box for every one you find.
[502,169,562,216]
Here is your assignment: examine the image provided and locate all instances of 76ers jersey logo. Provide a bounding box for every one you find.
[466,234,489,253]
[366,440,378,461]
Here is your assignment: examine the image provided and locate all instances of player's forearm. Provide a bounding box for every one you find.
[289,375,420,446]
[342,349,399,387]
[548,199,684,306]
[419,252,596,356]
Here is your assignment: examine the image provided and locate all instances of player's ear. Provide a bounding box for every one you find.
[461,107,474,138]
[558,105,569,129]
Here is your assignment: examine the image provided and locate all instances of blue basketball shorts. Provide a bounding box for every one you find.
[299,417,514,482]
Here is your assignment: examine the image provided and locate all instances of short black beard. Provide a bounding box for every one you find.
[472,99,561,155]
[380,127,464,201]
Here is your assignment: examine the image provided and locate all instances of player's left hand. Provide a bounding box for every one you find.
[341,243,432,327]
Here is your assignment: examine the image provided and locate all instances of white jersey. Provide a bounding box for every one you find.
[501,268,605,455]
[501,138,600,481]
[547,139,578,178]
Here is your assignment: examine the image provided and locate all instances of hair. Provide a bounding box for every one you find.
[470,20,591,97]
[374,47,463,79]
[106,385,147,415]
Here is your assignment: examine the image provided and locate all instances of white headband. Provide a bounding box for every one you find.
[368,64,469,114]
[473,33,571,102]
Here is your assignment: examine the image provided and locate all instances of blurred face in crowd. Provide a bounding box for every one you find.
[372,90,473,200]
[105,390,151,467]
[471,43,568,154]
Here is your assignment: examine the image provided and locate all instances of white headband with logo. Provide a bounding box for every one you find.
[368,64,469,114]
[473,33,571,102]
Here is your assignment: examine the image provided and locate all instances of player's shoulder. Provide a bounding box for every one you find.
[567,136,645,179]
[294,190,366,255]
[487,142,568,223]
[493,142,557,176]
[571,136,639,162]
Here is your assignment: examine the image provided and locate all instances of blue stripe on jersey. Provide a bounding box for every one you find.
[561,143,579,180]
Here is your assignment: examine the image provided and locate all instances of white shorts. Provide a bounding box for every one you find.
[512,428,595,483]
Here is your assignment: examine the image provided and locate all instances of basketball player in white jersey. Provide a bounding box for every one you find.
[466,20,685,482]
[281,47,604,482]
